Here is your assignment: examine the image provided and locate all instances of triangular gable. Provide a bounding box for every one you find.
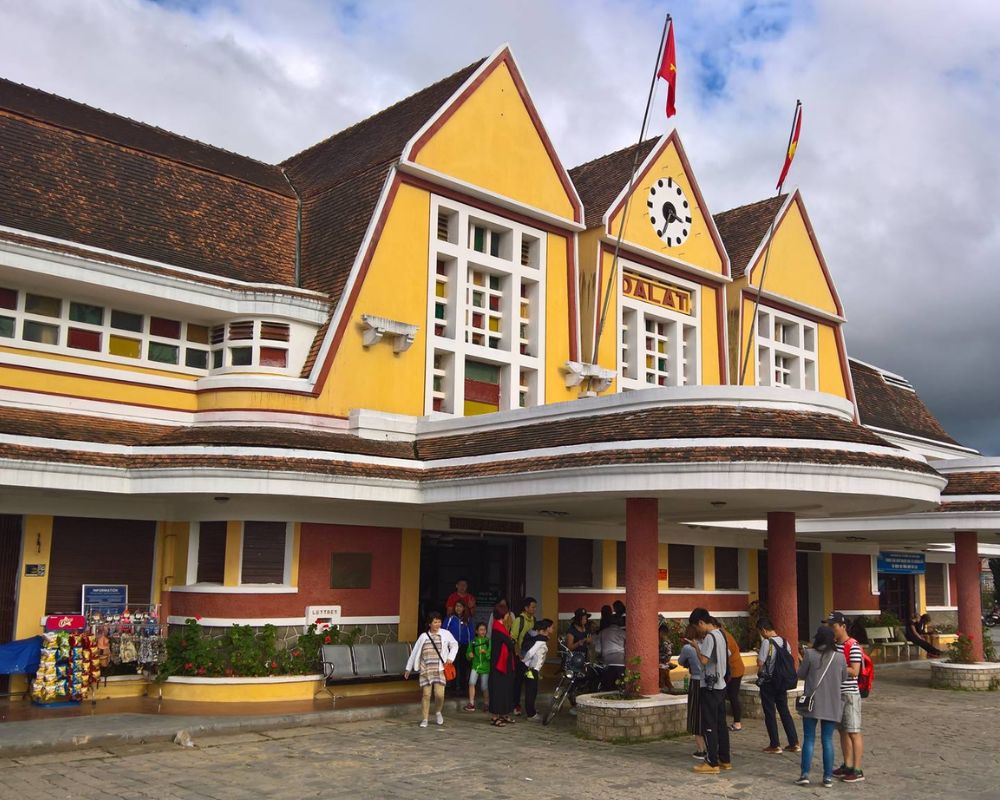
[603,130,729,277]
[745,190,843,317]
[401,45,582,223]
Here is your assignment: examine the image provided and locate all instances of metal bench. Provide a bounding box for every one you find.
[320,642,414,686]
[865,626,910,660]
[381,641,412,675]
[351,643,386,679]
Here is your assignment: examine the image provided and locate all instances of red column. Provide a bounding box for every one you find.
[954,531,983,662]
[626,497,660,695]
[767,512,798,646]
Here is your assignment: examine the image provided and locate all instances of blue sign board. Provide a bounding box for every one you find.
[877,552,926,575]
[82,584,128,614]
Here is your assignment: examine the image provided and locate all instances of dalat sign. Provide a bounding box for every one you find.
[622,272,692,315]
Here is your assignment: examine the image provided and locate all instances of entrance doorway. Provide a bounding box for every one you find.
[878,573,915,622]
[419,532,525,628]
[0,515,22,695]
[757,550,814,643]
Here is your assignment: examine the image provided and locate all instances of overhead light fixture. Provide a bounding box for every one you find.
[710,501,727,508]
[845,536,868,542]
[539,510,569,518]
[213,496,230,504]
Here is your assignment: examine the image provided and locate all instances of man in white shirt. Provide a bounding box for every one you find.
[688,607,732,774]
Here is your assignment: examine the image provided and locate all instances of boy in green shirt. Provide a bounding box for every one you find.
[465,622,491,711]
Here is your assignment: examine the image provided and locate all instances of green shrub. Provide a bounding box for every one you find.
[946,633,977,665]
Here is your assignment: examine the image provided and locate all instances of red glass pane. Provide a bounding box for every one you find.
[0,288,17,310]
[489,295,501,311]
[150,317,181,339]
[68,328,101,352]
[259,347,287,368]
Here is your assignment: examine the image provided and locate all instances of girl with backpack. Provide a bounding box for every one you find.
[794,626,848,787]
[755,618,799,754]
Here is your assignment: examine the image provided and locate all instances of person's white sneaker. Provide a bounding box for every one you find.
[419,719,428,728]
[569,707,577,716]
[435,712,444,725]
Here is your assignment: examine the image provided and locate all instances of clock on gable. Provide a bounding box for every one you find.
[647,177,692,247]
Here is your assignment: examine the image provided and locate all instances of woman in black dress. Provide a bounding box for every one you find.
[488,604,516,727]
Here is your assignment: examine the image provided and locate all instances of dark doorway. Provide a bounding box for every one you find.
[419,532,525,629]
[756,550,812,642]
[0,515,22,695]
[878,573,915,622]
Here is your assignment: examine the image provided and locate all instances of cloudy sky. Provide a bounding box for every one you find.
[0,0,997,453]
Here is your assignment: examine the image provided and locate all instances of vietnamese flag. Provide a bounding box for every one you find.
[776,100,802,193]
[656,16,677,118]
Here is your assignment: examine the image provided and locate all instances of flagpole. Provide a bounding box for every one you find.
[587,13,672,392]
[737,99,801,387]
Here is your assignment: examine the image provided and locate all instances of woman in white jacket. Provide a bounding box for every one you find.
[405,611,459,727]
[521,619,554,721]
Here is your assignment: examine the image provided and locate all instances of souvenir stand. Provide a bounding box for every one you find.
[86,606,167,677]
[31,615,97,706]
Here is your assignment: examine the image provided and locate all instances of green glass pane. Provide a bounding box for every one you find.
[69,302,104,325]
[23,320,59,344]
[111,310,143,332]
[489,275,500,290]
[185,349,208,370]
[148,342,179,364]
[465,360,500,383]
[0,316,13,337]
[490,234,501,258]
[25,294,61,318]
[434,303,445,320]
[230,347,252,366]
[212,349,223,369]
[473,226,485,252]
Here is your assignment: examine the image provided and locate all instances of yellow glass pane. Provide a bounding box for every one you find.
[472,272,485,287]
[658,341,666,353]
[187,324,210,344]
[488,317,500,332]
[520,303,529,318]
[435,282,446,298]
[109,335,141,358]
[464,399,499,416]
[646,355,654,369]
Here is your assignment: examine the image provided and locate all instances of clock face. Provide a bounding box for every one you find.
[647,177,692,247]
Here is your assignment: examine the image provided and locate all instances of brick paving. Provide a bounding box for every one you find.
[1,663,997,799]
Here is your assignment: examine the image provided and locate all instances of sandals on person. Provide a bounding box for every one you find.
[501,716,516,724]
[728,724,743,731]
[491,718,506,727]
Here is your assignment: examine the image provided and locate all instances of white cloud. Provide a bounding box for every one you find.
[0,0,996,451]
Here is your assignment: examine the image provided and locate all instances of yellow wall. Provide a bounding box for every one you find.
[747,549,759,601]
[543,232,579,404]
[10,515,52,694]
[701,546,716,591]
[576,228,603,364]
[398,528,421,642]
[745,199,838,316]
[413,60,576,221]
[817,324,847,398]
[916,573,927,615]
[658,544,669,591]
[601,540,618,589]
[223,521,242,587]
[823,553,835,617]
[607,138,724,275]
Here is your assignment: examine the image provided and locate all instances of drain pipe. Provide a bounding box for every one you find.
[280,167,302,287]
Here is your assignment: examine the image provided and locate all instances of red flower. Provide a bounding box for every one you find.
[291,649,301,657]
[197,666,206,676]
[224,667,234,677]
[184,662,193,671]
[195,615,203,622]
[323,635,331,644]
[270,661,278,670]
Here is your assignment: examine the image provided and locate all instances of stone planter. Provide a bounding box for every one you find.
[929,661,1000,691]
[158,674,325,703]
[575,692,687,743]
[738,680,805,718]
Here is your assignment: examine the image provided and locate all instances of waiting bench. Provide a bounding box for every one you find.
[865,626,911,660]
[320,642,413,686]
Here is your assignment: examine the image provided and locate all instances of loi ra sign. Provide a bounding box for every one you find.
[622,272,693,315]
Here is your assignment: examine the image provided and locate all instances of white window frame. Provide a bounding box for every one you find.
[616,260,701,391]
[425,195,546,415]
[0,285,297,377]
[755,306,818,390]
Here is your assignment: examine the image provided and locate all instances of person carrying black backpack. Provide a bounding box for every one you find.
[755,617,800,754]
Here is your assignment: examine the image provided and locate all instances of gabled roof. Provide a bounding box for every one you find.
[568,139,658,229]
[713,195,787,280]
[281,59,484,299]
[849,358,962,447]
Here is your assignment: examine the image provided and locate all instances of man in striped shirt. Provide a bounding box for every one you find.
[827,612,865,783]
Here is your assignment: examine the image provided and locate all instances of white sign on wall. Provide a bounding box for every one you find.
[306,605,342,630]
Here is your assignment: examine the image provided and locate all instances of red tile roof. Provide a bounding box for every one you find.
[849,359,962,447]
[941,471,1000,496]
[568,139,658,229]
[713,195,787,279]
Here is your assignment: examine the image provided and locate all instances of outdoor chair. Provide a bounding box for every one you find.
[320,644,355,682]
[865,626,908,660]
[381,641,411,675]
[351,643,386,679]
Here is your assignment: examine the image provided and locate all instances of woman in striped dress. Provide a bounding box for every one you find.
[405,612,458,728]
[678,623,707,759]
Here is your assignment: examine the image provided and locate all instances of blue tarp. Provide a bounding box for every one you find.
[0,636,42,674]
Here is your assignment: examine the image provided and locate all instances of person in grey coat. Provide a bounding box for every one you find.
[794,626,847,787]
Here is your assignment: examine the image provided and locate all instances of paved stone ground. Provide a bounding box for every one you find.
[2,663,997,799]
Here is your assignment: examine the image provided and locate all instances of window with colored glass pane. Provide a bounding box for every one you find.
[230,347,252,366]
[23,320,59,344]
[148,342,179,364]
[0,288,17,310]
[150,317,181,339]
[69,302,103,325]
[68,328,101,352]
[25,294,61,318]
[212,349,223,369]
[109,335,141,359]
[259,347,287,368]
[0,317,13,337]
[186,324,210,344]
[185,349,208,369]
[111,310,143,332]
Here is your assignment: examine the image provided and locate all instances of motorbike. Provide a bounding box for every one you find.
[542,641,605,726]
[984,605,1000,628]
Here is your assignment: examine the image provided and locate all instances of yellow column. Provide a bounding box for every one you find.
[289,523,301,587]
[601,540,618,589]
[747,549,759,601]
[12,515,54,695]
[223,520,242,586]
[702,546,716,591]
[916,572,927,615]
[658,543,669,591]
[398,528,421,642]
[823,553,835,617]
[541,536,559,624]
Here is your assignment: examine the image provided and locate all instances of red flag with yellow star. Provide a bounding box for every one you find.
[656,17,677,118]
[776,100,802,192]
